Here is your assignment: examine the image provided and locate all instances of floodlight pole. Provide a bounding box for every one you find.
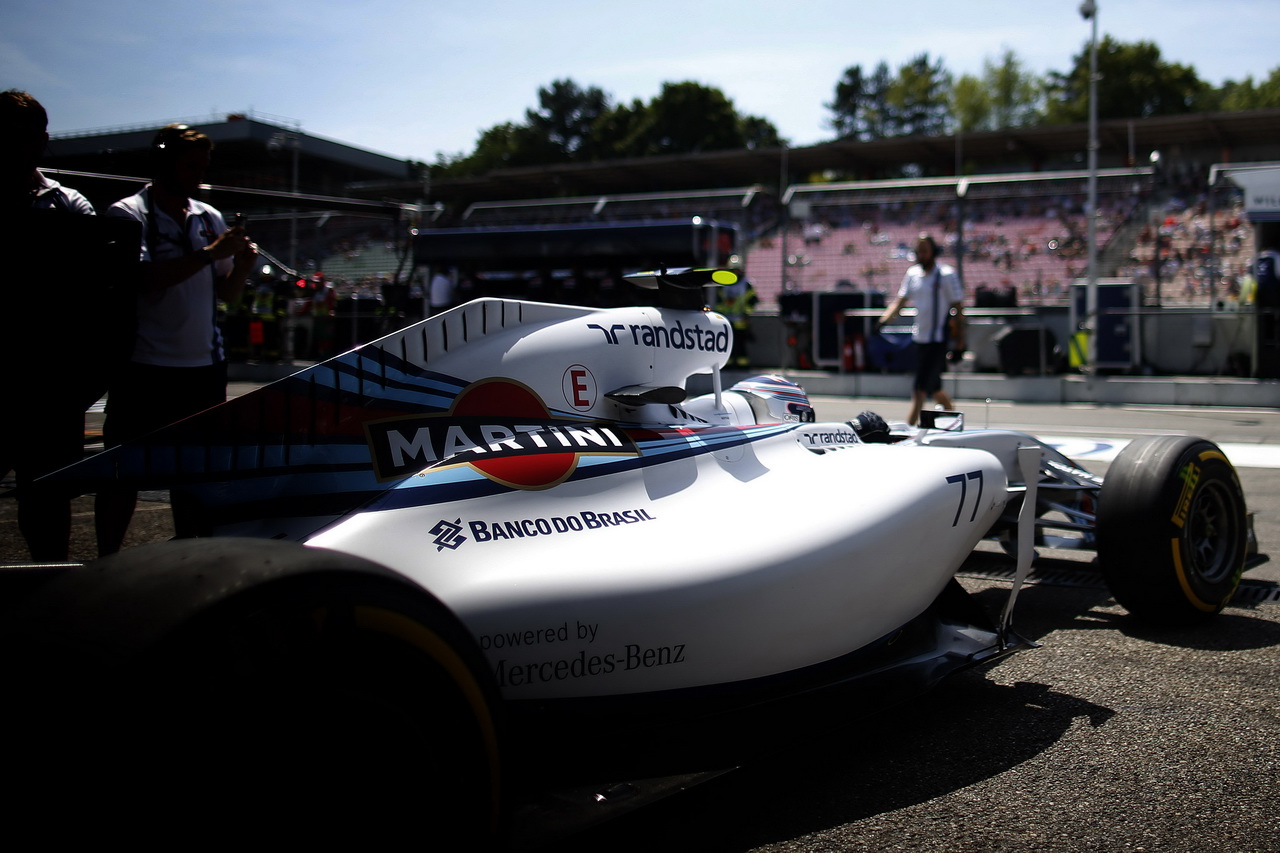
[779,144,789,295]
[1081,0,1099,372]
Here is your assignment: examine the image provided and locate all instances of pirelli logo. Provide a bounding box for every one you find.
[1171,461,1200,528]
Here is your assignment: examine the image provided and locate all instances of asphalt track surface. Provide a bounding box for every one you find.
[2,389,1278,852]
[556,396,1280,853]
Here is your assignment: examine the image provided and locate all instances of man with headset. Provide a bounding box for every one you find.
[96,123,257,554]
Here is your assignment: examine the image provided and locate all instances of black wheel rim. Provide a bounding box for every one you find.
[1184,478,1242,585]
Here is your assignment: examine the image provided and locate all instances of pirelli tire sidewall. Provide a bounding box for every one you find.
[1097,435,1247,625]
[4,538,508,846]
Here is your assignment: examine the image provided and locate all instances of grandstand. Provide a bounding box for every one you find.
[747,168,1151,310]
[407,166,1260,319]
[44,110,1272,308]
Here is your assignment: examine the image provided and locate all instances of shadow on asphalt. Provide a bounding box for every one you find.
[554,671,1114,853]
[554,569,1280,852]
[964,561,1280,652]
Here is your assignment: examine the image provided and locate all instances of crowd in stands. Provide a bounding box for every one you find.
[253,165,1254,335]
[746,175,1252,311]
[1119,197,1254,303]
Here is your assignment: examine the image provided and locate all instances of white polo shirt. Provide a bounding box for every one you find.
[108,187,233,367]
[897,262,964,344]
[32,173,96,215]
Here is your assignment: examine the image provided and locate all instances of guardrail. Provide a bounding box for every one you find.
[840,307,1056,376]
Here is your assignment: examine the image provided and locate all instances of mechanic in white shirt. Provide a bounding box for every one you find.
[877,233,966,426]
[96,123,257,554]
[429,266,456,315]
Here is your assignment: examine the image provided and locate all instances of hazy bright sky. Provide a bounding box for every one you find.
[5,0,1275,162]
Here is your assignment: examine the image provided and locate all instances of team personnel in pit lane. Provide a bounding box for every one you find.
[0,89,98,560]
[94,123,257,555]
[877,233,966,426]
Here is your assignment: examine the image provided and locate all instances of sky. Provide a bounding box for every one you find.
[4,0,1276,164]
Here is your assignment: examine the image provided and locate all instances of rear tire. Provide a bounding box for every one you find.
[1097,436,1247,625]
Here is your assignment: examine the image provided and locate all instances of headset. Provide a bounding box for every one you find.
[917,233,941,256]
[149,123,210,172]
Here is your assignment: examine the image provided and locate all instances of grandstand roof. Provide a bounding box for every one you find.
[423,109,1280,208]
[44,114,418,213]
[42,109,1280,224]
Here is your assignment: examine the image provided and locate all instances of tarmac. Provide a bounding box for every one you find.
[554,382,1280,853]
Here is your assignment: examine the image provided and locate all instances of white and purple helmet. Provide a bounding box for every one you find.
[727,375,815,423]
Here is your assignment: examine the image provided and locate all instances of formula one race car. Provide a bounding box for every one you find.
[1,269,1255,848]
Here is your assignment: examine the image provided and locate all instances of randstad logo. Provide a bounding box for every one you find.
[588,318,730,353]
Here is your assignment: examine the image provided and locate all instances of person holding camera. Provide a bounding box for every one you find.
[877,233,966,426]
[96,123,257,554]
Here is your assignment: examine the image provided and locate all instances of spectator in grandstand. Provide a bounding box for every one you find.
[429,265,456,315]
[876,233,966,426]
[803,221,825,245]
[0,90,98,560]
[95,123,257,555]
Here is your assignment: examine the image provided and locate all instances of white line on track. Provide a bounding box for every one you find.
[1039,436,1280,469]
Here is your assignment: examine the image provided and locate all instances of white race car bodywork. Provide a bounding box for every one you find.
[309,433,1008,699]
[49,293,1022,702]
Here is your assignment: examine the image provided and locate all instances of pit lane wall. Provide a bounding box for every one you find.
[722,299,1278,408]
[693,369,1280,409]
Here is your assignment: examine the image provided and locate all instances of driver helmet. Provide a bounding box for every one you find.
[727,375,815,423]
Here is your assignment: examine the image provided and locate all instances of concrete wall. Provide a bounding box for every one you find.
[746,302,1260,380]
[693,368,1280,408]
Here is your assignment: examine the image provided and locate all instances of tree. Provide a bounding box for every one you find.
[594,98,649,159]
[739,114,784,150]
[1218,67,1280,110]
[437,121,552,175]
[827,65,868,139]
[951,49,1042,134]
[612,81,774,157]
[950,74,991,134]
[985,48,1042,129]
[862,62,894,139]
[884,53,952,137]
[1044,36,1210,123]
[825,61,893,140]
[436,80,780,176]
[524,79,611,163]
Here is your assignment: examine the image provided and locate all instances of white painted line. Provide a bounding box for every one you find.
[1040,437,1280,469]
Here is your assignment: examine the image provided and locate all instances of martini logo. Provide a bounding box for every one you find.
[365,378,639,489]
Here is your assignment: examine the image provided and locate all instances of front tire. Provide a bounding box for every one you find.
[4,539,507,847]
[1097,435,1247,625]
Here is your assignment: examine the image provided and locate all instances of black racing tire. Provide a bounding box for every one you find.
[1097,435,1247,625]
[3,538,507,848]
